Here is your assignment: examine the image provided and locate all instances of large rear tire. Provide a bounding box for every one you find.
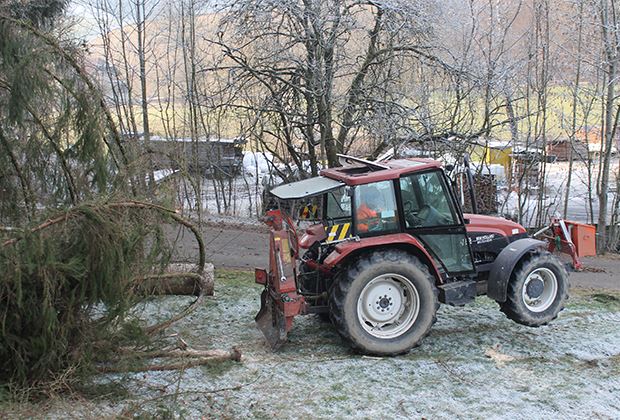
[329,250,438,356]
[499,252,569,326]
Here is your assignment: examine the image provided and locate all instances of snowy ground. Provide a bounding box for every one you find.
[7,270,619,419]
[497,159,620,227]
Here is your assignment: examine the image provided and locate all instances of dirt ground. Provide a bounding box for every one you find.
[170,222,620,291]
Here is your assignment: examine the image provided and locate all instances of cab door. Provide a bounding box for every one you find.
[399,170,475,275]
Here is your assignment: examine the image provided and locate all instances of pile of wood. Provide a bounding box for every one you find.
[460,174,498,215]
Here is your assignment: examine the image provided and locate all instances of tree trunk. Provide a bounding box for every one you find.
[136,0,155,191]
[136,263,214,296]
[563,0,584,218]
[597,0,618,252]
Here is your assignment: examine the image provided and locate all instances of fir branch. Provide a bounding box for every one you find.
[96,348,242,374]
[1,14,128,170]
[0,126,35,220]
[23,103,78,204]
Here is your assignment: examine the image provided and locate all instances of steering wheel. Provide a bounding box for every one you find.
[403,200,424,227]
[357,213,378,231]
[417,205,431,222]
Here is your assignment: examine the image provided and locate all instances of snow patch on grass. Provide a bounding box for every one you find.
[7,271,620,419]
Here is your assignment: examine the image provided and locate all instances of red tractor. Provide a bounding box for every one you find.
[255,155,570,355]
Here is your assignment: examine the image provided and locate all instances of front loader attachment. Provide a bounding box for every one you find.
[255,210,305,349]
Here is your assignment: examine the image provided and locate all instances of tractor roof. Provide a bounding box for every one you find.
[320,157,443,186]
[270,176,345,200]
[269,156,443,200]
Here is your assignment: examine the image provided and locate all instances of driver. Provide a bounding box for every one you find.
[356,193,381,233]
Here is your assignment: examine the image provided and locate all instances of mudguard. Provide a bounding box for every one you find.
[487,238,547,302]
[322,233,443,282]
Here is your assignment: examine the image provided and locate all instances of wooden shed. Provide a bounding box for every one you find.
[145,136,246,177]
[546,139,588,161]
[470,140,512,175]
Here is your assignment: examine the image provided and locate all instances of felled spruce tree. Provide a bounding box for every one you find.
[0,1,208,391]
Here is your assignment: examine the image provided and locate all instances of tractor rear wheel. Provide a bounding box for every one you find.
[499,252,569,326]
[329,250,438,356]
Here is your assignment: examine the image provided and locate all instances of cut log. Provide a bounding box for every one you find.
[136,263,214,296]
[97,347,241,373]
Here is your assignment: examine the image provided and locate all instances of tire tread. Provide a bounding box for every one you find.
[328,249,438,356]
[499,252,569,326]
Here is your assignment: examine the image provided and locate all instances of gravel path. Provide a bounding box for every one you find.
[169,222,620,291]
[168,223,269,270]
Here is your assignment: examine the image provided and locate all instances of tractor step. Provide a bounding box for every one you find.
[438,281,477,306]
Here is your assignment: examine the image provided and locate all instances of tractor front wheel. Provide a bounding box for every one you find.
[329,250,438,356]
[499,252,569,326]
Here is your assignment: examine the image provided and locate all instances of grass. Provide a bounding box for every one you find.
[2,269,619,418]
[215,268,260,290]
[567,289,620,311]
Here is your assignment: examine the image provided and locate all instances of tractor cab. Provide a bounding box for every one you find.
[278,157,475,279]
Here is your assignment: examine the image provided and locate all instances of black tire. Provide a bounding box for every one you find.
[317,312,332,323]
[329,250,438,356]
[499,252,569,326]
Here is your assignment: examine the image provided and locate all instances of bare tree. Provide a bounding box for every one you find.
[596,0,620,251]
[562,0,585,218]
[206,0,440,174]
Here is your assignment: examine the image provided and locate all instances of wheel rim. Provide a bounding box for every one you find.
[521,267,558,312]
[356,273,420,339]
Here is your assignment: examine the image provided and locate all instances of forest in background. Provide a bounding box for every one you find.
[75,0,620,250]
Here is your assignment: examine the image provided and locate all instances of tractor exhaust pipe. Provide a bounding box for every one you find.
[463,154,478,214]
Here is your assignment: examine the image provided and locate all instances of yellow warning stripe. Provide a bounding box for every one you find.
[324,222,352,243]
[338,223,350,240]
[299,204,319,220]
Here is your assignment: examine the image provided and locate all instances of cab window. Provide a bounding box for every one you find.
[399,171,458,228]
[355,181,399,234]
[400,170,473,273]
[326,187,351,220]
